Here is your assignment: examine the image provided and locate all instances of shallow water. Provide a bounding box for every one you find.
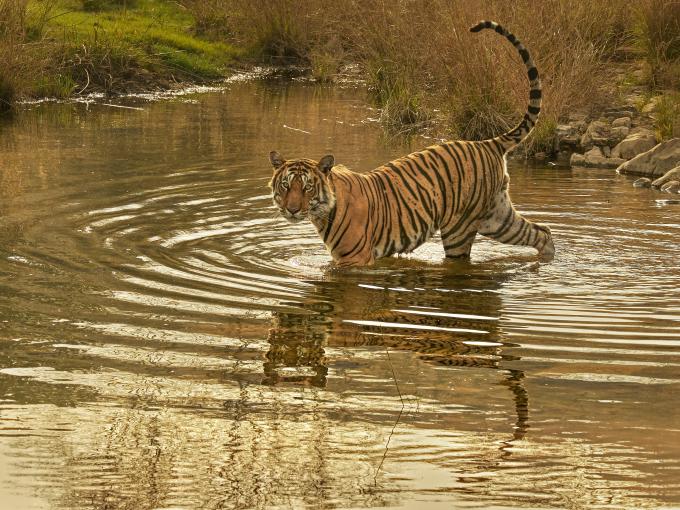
[0,80,679,510]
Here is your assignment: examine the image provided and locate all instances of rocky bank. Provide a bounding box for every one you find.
[559,96,680,195]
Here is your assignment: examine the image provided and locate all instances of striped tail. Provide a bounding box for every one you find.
[470,20,541,152]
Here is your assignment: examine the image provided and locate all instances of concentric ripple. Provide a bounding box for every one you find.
[0,82,679,509]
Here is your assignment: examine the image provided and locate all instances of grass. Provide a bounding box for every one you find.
[0,0,240,107]
[654,92,680,140]
[45,0,239,91]
[635,0,680,90]
[0,0,26,110]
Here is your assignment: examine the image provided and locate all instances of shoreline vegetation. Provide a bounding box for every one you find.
[1,0,678,157]
[0,0,241,108]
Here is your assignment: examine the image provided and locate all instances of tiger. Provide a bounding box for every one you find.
[269,20,555,267]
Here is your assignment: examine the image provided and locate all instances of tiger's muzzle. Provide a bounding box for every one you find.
[279,207,309,223]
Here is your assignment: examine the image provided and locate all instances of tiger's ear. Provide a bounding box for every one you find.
[269,151,285,168]
[318,154,335,175]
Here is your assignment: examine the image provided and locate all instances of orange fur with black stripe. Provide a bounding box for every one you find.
[269,21,555,267]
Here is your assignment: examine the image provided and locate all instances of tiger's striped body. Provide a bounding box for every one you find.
[269,21,555,267]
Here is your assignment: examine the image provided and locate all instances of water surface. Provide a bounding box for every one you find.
[0,80,679,509]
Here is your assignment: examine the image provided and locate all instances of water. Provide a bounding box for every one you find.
[0,80,679,510]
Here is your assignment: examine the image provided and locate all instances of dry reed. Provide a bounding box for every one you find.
[636,0,680,90]
[193,0,639,153]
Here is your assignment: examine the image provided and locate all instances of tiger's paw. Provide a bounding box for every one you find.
[536,225,555,261]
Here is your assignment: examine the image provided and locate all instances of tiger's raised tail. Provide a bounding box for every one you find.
[470,20,541,153]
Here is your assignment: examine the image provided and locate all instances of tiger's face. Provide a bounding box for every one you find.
[268,151,336,224]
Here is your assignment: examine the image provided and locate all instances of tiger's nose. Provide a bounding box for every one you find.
[286,206,301,215]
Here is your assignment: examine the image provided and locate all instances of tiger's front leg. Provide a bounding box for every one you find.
[440,216,479,259]
[334,251,376,267]
[325,203,376,266]
[331,239,376,267]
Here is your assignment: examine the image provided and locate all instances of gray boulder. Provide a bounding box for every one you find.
[612,117,632,129]
[584,146,605,163]
[581,120,628,150]
[611,130,657,160]
[582,146,626,169]
[580,121,611,149]
[651,166,680,189]
[616,138,680,177]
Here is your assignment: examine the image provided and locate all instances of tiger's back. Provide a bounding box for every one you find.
[336,140,506,260]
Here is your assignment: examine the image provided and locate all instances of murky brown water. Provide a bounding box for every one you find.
[0,80,679,510]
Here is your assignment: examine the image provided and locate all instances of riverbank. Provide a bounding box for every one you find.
[0,0,240,110]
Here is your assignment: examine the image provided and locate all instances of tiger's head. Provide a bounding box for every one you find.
[268,151,336,224]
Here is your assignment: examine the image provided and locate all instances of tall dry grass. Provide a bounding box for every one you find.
[636,0,680,90]
[186,0,636,153]
[0,0,28,110]
[0,0,61,110]
[179,0,231,37]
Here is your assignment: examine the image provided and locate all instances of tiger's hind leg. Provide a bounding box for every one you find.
[478,191,555,260]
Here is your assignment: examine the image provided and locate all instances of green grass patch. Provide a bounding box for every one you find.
[16,0,241,98]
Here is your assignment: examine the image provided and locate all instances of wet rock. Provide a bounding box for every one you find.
[660,180,680,193]
[605,158,628,169]
[616,138,680,177]
[582,147,626,169]
[651,166,680,189]
[570,152,586,167]
[602,146,611,158]
[612,117,632,129]
[611,129,657,160]
[584,146,604,162]
[556,150,572,166]
[633,177,652,188]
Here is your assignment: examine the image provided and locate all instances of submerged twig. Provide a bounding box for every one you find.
[282,124,311,134]
[77,68,90,95]
[101,103,144,111]
[374,347,405,485]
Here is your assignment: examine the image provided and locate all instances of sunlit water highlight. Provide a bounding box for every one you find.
[0,80,679,509]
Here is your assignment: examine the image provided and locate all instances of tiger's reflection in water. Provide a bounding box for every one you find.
[264,264,530,442]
